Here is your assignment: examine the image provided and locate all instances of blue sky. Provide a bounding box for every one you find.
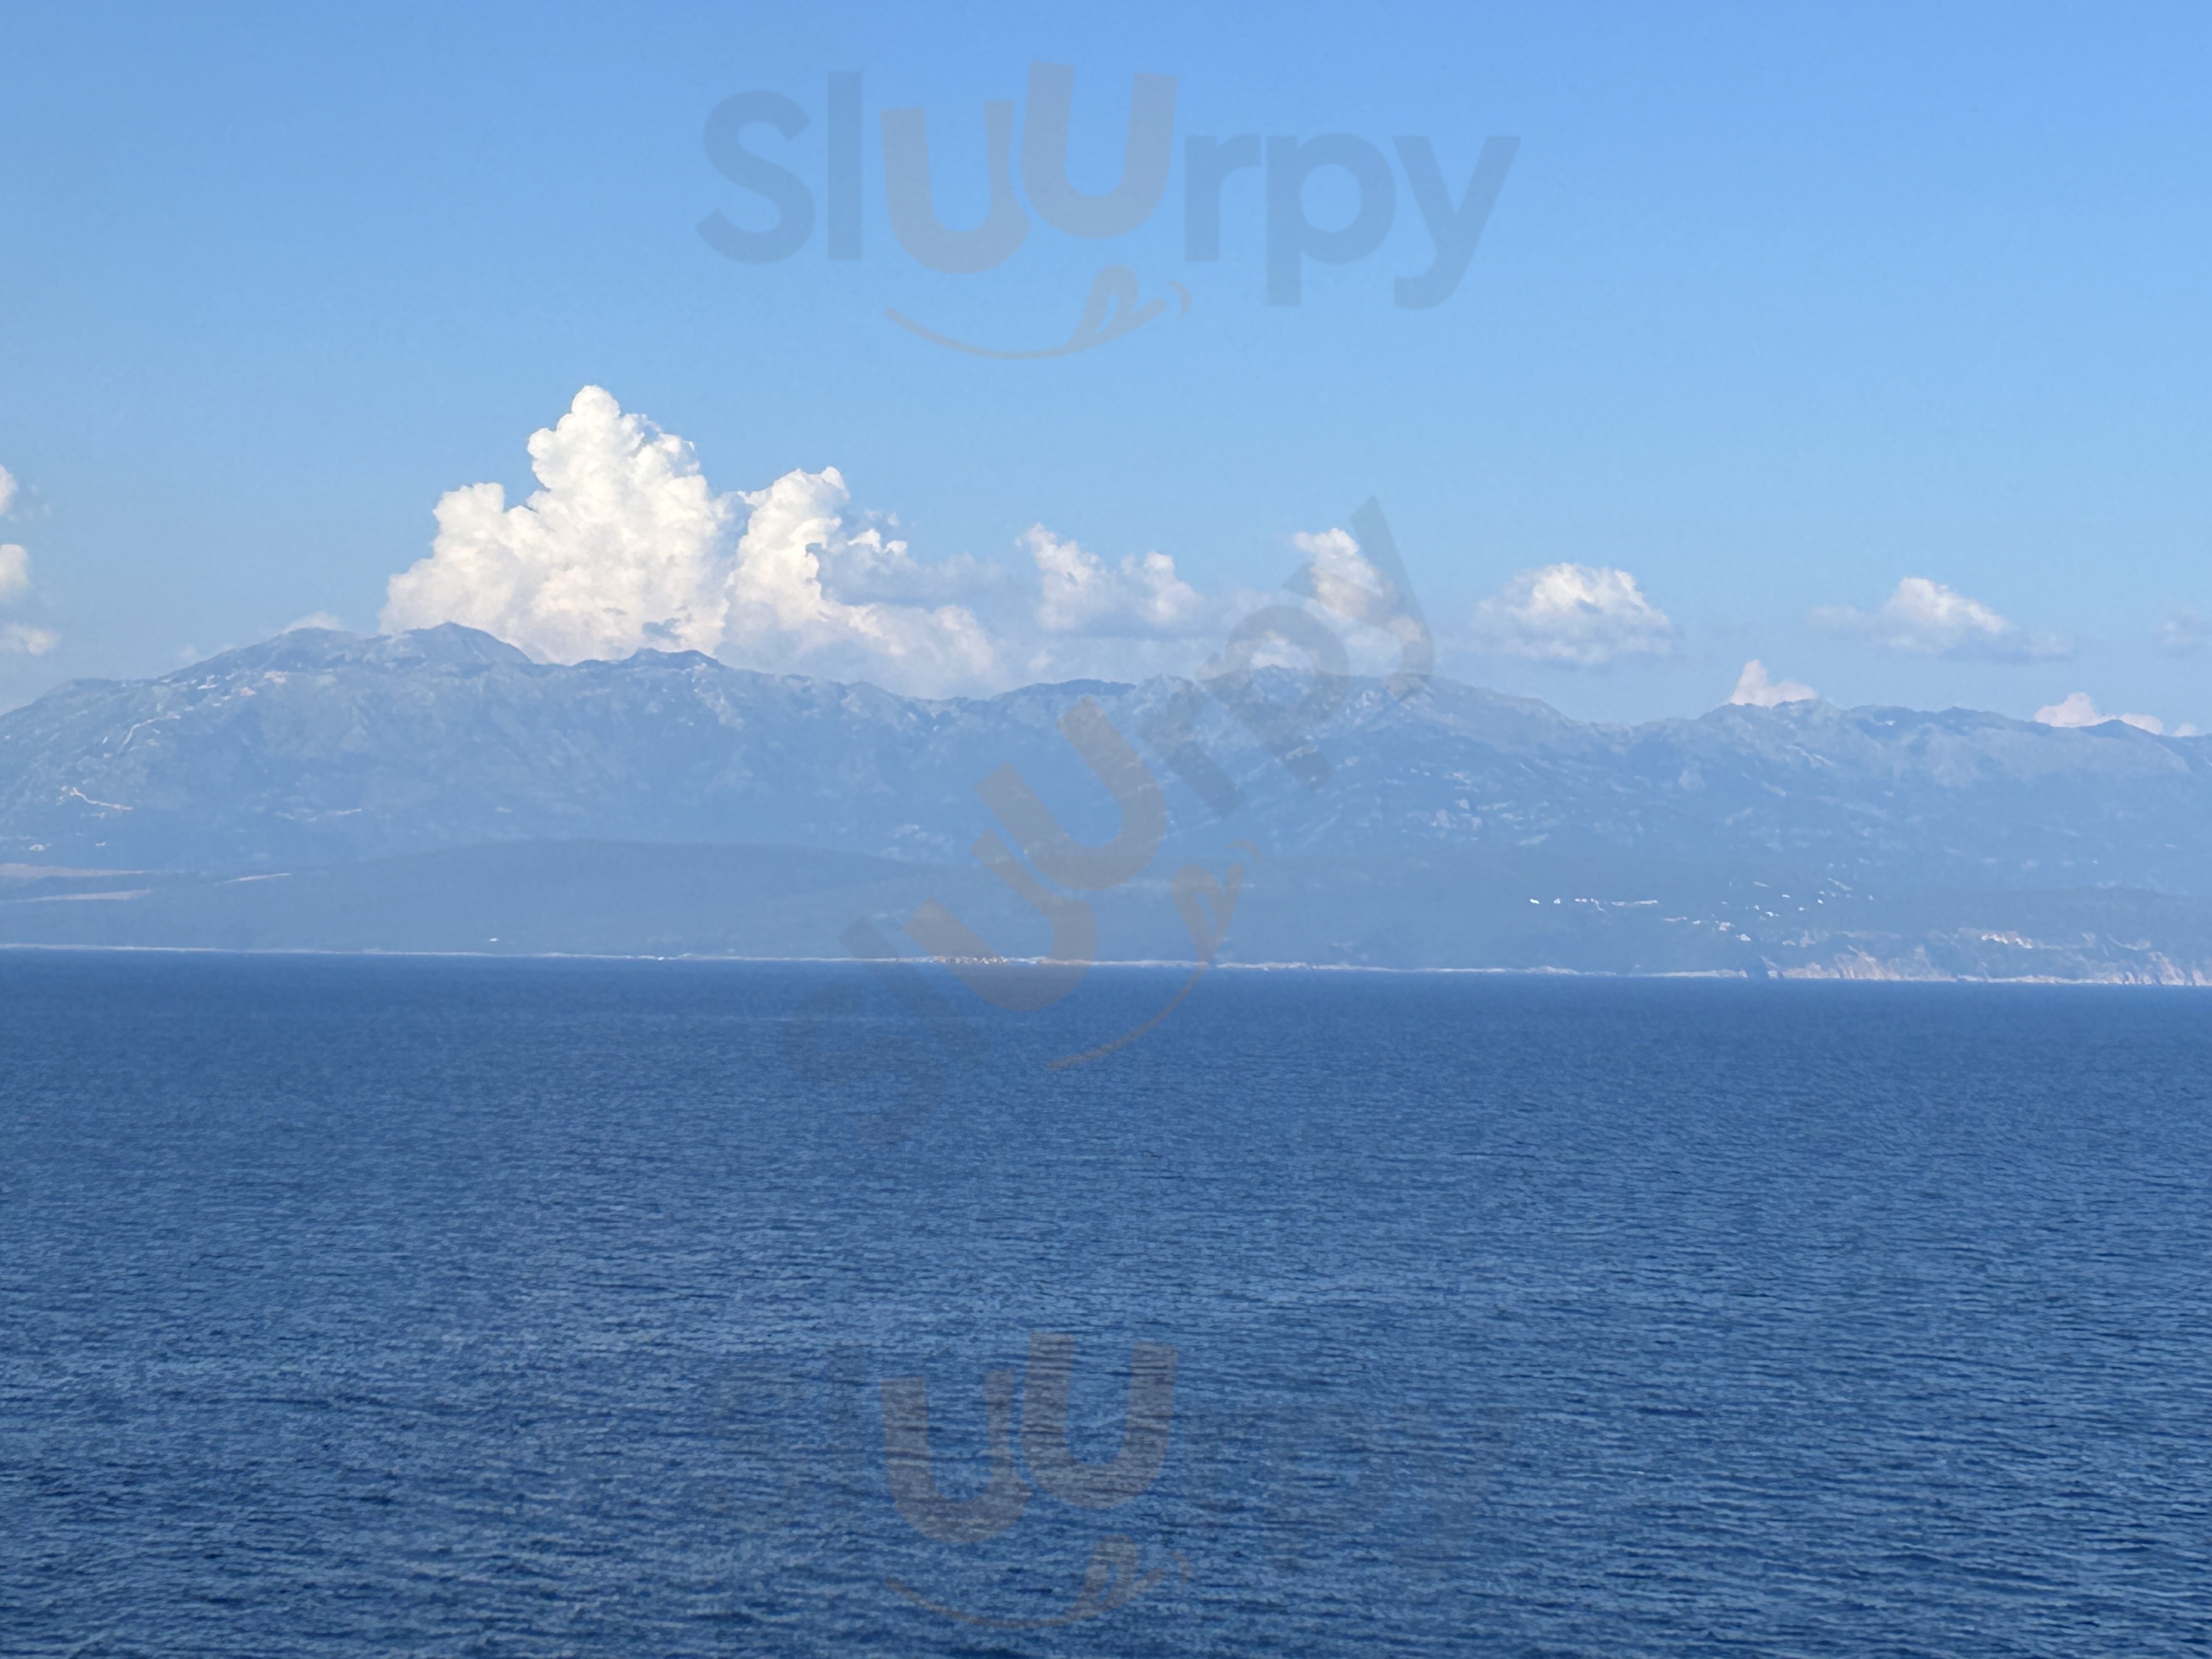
[2,0,2208,726]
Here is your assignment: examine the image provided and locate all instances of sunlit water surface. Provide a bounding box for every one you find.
[3,953,2208,1655]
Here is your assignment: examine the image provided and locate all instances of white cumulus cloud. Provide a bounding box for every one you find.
[1283,526,1435,678]
[1729,660,1818,707]
[2033,692,2192,736]
[0,470,61,654]
[1468,563,1677,665]
[384,387,740,663]
[1025,526,1209,637]
[382,387,1002,695]
[381,388,1426,697]
[0,502,59,655]
[717,464,1000,691]
[1814,577,2069,662]
[1290,528,1380,622]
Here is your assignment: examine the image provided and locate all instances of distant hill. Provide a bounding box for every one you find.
[1,626,2208,979]
[3,840,2208,984]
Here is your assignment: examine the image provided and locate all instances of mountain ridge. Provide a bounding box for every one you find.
[3,625,2206,899]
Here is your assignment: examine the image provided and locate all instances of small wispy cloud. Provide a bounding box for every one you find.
[1,624,58,656]
[281,612,347,634]
[2034,691,2194,737]
[0,465,17,517]
[2156,606,2207,657]
[1728,659,1818,708]
[1468,563,1677,666]
[1813,577,2070,662]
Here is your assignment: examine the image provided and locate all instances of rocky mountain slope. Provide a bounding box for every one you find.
[2,626,2208,978]
[2,625,2209,894]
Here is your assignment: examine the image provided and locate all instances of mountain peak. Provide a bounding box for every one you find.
[0,630,2204,898]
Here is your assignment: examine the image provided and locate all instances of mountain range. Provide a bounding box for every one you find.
[2,625,2208,981]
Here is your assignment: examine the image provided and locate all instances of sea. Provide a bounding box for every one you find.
[2,950,2208,1656]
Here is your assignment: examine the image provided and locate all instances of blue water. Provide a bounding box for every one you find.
[2,952,2208,1656]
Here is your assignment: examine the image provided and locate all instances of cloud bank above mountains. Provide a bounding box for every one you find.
[381,387,1275,696]
[375,390,2130,717]
[382,388,989,692]
[382,387,1725,696]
